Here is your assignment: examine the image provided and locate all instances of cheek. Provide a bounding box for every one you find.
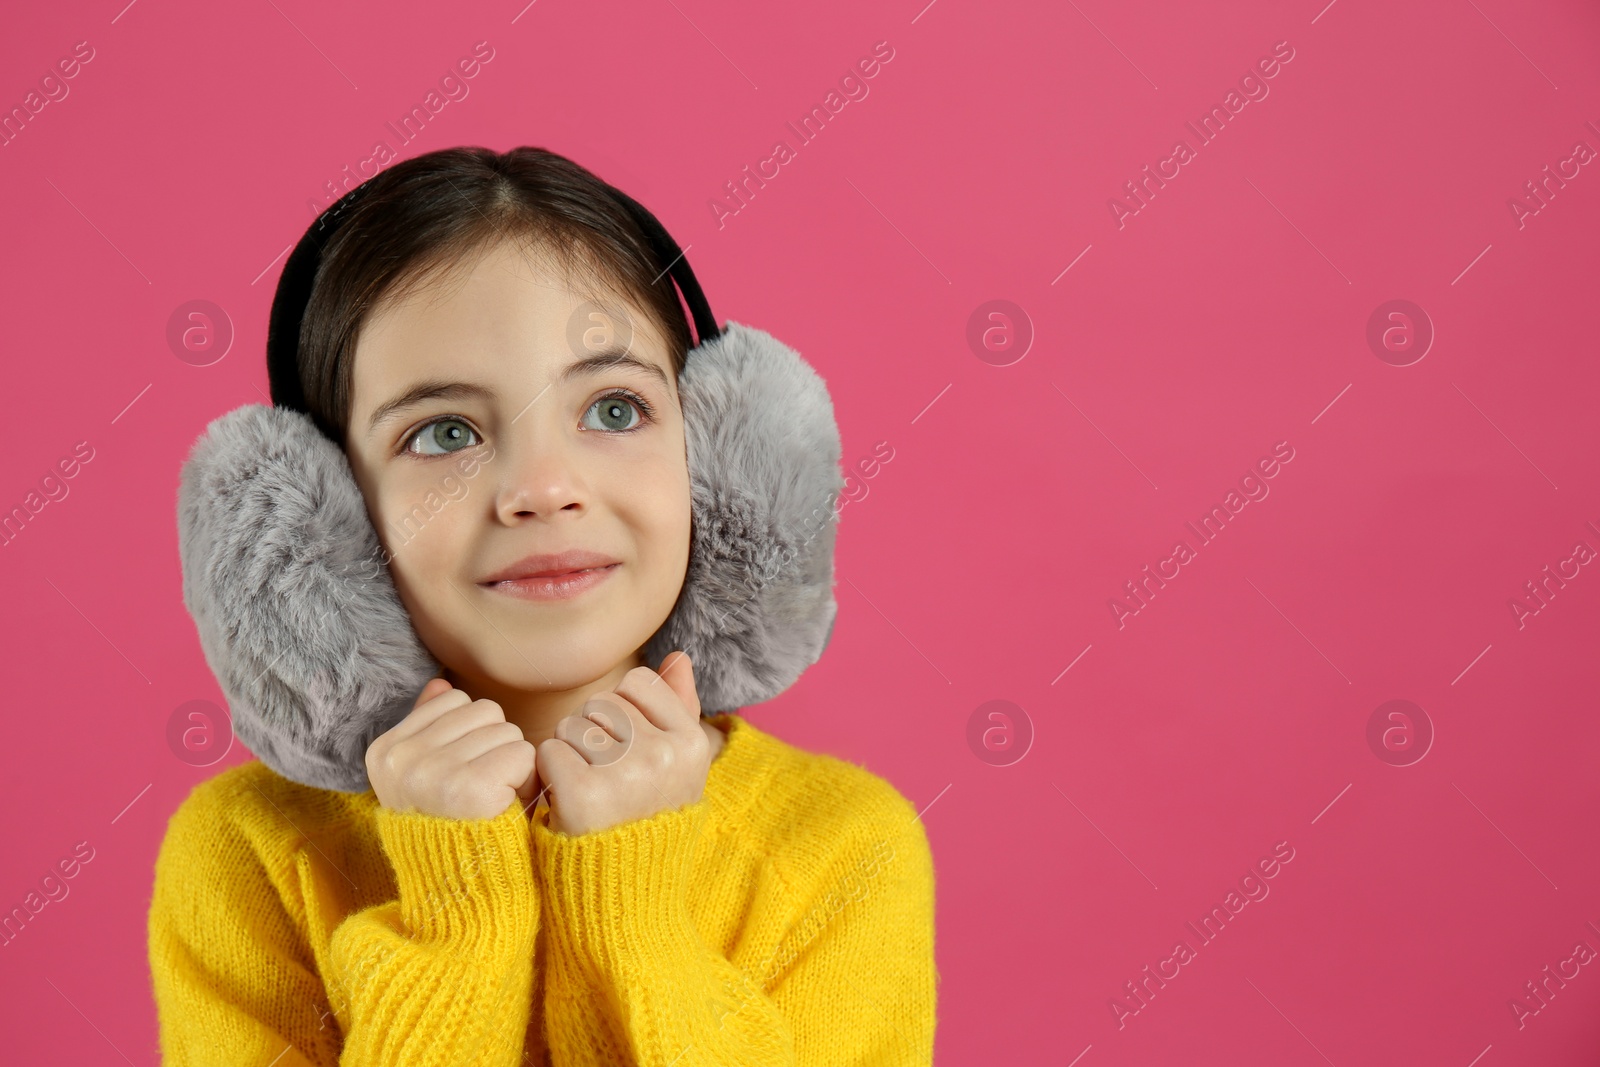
[373,481,475,602]
[622,454,692,576]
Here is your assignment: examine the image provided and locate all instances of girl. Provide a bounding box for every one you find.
[147,146,937,1066]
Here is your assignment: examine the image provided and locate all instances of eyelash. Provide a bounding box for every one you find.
[398,388,658,458]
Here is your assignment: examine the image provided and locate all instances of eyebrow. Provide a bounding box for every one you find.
[365,348,673,438]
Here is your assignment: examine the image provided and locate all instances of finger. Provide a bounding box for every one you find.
[514,763,539,804]
[581,697,636,747]
[438,720,529,766]
[659,651,702,719]
[517,748,544,806]
[383,679,472,742]
[581,698,637,766]
[464,737,537,803]
[415,676,452,709]
[411,698,510,750]
[552,714,613,761]
[554,703,629,765]
[615,659,695,733]
[535,736,592,796]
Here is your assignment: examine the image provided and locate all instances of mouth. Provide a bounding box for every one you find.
[479,563,621,602]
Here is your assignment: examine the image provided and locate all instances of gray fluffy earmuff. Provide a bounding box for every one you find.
[176,320,842,793]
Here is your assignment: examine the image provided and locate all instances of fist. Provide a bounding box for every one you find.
[365,677,539,821]
[538,651,710,836]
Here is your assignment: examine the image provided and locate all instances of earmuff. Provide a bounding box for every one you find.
[176,158,843,794]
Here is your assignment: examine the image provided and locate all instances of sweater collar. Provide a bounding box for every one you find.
[700,712,780,829]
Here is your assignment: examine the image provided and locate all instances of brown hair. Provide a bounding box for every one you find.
[295,145,693,446]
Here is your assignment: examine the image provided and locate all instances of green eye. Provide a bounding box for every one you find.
[582,390,655,433]
[405,417,479,456]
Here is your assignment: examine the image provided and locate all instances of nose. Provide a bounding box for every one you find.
[489,402,590,523]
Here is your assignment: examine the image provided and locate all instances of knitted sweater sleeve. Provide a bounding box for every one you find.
[148,780,541,1067]
[528,784,938,1066]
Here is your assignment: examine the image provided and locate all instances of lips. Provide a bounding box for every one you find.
[479,549,622,584]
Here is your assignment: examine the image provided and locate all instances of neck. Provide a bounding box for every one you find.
[441,654,729,766]
[442,651,645,747]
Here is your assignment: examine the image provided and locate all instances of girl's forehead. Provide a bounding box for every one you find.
[370,239,664,350]
[349,247,676,419]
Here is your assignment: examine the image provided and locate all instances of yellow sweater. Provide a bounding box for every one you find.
[147,712,937,1065]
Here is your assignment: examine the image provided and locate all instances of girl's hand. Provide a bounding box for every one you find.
[365,677,539,820]
[537,651,709,836]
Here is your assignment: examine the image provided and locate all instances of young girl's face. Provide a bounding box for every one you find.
[342,237,691,693]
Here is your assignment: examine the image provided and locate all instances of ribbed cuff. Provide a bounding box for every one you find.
[530,798,709,977]
[374,797,538,953]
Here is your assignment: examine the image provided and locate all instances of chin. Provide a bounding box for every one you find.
[490,617,658,687]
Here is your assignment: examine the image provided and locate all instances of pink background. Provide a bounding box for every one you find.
[3,0,1600,1062]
